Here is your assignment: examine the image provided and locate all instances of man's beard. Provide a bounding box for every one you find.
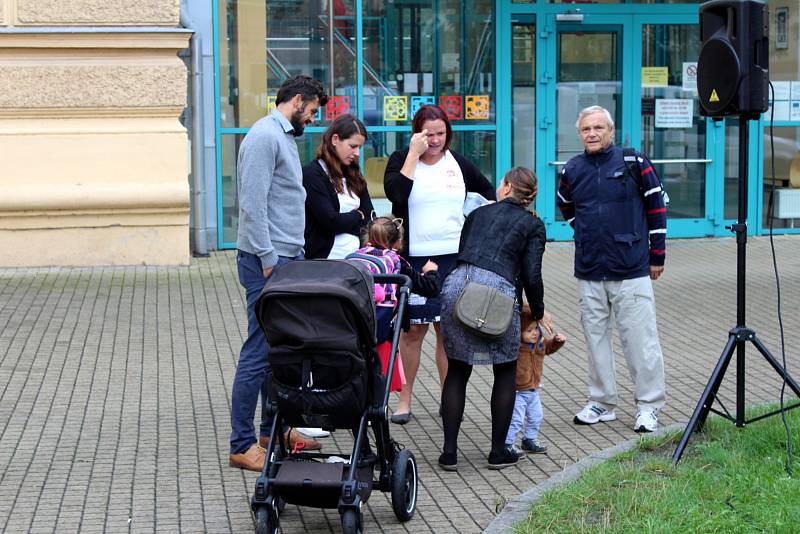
[290,108,306,137]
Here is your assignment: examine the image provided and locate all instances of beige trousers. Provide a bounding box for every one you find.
[578,276,666,412]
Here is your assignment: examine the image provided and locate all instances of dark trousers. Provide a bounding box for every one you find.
[229,250,301,454]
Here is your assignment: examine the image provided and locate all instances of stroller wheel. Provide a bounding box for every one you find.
[341,508,363,534]
[390,449,418,522]
[254,500,279,534]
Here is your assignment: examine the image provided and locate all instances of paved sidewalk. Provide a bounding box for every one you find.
[1,236,798,533]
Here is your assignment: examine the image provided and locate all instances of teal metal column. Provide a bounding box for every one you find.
[536,12,556,229]
[356,0,363,122]
[495,0,511,182]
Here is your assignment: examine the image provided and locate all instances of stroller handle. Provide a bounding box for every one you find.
[371,273,412,291]
[369,273,412,420]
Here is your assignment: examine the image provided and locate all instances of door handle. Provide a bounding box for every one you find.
[649,159,712,164]
[548,161,567,166]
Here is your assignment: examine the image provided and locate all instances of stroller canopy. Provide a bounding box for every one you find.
[256,260,377,352]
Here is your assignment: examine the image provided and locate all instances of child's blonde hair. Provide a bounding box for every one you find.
[365,215,404,250]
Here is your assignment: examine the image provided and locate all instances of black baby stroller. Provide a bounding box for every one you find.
[251,259,418,534]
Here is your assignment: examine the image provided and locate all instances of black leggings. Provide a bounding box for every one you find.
[441,358,517,456]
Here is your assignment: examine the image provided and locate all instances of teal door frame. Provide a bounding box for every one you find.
[496,1,767,241]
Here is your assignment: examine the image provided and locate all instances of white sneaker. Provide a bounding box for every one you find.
[634,410,658,433]
[574,403,617,425]
[295,427,331,438]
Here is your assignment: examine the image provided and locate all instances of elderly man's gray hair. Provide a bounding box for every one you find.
[575,106,615,131]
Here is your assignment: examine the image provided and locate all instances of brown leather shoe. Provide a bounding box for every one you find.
[258,430,322,451]
[287,428,322,451]
[229,443,266,471]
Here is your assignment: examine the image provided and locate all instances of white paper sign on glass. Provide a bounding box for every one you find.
[655,99,694,128]
[772,81,791,101]
[790,101,800,122]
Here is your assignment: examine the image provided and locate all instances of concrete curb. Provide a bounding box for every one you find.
[483,422,686,534]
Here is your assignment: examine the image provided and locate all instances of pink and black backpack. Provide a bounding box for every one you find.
[345,246,402,342]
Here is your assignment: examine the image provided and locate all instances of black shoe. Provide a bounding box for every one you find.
[390,412,412,425]
[438,452,458,471]
[521,438,548,454]
[487,446,520,470]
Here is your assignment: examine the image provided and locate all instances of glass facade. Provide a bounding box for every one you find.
[213,0,800,248]
[640,23,705,220]
[762,1,800,230]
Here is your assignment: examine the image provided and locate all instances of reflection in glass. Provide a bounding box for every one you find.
[512,20,536,172]
[220,132,324,246]
[640,24,704,220]
[764,126,800,229]
[220,134,244,245]
[556,31,621,163]
[724,120,739,220]
[362,0,495,126]
[219,0,356,129]
[555,29,621,220]
[551,0,704,3]
[362,131,412,213]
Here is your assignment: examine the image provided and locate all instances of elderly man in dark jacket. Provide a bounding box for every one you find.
[557,105,667,433]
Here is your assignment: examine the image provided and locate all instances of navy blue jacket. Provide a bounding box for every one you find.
[457,198,546,320]
[557,145,667,281]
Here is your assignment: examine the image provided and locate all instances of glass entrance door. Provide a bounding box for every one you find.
[633,16,712,237]
[526,10,712,240]
[538,15,629,240]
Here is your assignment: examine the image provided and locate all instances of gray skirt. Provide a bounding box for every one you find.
[440,264,520,365]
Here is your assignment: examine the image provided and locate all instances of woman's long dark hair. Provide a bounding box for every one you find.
[315,114,368,195]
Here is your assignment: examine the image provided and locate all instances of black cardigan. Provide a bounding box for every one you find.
[303,160,374,259]
[457,198,546,320]
[383,149,496,259]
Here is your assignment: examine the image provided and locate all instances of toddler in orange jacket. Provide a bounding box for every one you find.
[505,304,565,455]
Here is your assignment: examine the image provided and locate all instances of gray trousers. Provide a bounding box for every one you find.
[578,276,666,412]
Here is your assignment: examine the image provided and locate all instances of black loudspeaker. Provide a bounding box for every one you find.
[697,0,769,118]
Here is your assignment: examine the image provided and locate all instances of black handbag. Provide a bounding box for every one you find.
[454,275,515,338]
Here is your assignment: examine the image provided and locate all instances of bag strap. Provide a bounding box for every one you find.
[345,252,388,274]
[622,147,643,191]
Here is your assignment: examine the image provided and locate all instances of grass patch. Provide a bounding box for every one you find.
[516,406,800,533]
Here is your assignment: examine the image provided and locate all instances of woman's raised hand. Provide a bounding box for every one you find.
[409,129,429,157]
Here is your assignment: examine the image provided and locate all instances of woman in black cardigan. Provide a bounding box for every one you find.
[303,114,373,259]
[383,104,495,424]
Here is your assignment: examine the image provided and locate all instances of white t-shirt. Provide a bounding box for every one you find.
[407,150,465,257]
[327,178,361,259]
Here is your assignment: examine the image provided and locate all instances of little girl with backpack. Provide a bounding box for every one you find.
[346,215,442,391]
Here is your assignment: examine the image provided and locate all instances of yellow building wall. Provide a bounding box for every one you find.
[0,0,190,266]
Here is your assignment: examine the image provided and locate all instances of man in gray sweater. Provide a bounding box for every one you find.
[229,75,328,472]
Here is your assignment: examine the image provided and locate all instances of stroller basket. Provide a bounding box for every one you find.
[251,260,418,534]
[273,461,373,509]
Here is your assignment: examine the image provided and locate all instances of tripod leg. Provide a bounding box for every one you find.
[672,333,737,465]
[750,335,800,398]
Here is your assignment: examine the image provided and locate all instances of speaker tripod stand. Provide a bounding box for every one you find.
[671,114,800,464]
